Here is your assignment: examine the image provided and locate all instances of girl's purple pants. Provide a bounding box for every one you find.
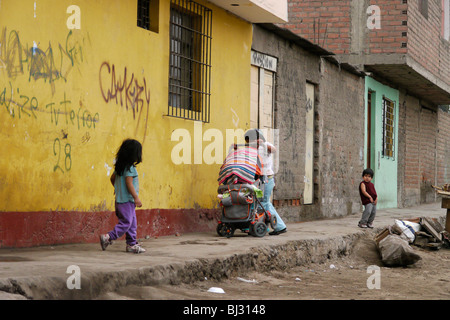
[108,202,137,246]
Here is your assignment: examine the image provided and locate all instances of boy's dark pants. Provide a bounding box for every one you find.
[360,203,376,225]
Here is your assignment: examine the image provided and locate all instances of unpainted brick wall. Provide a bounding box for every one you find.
[398,91,445,207]
[283,0,450,84]
[407,0,450,87]
[436,108,450,186]
[283,0,408,54]
[367,0,408,54]
[284,0,352,54]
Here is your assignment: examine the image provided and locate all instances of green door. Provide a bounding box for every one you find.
[365,77,399,209]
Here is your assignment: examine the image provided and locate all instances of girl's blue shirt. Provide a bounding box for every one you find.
[114,166,139,203]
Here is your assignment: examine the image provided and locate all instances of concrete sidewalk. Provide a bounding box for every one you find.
[0,202,447,300]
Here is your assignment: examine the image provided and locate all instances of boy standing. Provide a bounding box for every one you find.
[358,168,378,229]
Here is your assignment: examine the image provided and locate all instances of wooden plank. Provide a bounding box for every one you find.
[442,197,450,209]
[413,236,429,248]
[303,82,315,205]
[374,228,390,245]
[420,217,442,242]
[446,210,450,232]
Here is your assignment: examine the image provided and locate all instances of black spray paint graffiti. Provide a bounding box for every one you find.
[99,62,150,142]
[0,27,85,95]
[0,82,99,174]
[0,28,95,175]
[53,137,72,174]
[0,82,99,130]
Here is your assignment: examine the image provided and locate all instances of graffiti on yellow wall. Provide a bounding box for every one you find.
[99,61,150,142]
[0,25,97,181]
[0,27,85,95]
[0,0,254,213]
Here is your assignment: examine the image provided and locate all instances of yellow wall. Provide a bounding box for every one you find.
[0,0,252,212]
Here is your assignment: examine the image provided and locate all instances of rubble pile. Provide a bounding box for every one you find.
[432,183,450,196]
[374,215,449,267]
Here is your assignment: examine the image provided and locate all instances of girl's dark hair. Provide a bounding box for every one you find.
[114,139,142,176]
[363,168,374,178]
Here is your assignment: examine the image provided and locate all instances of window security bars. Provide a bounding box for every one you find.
[168,0,212,122]
[137,0,151,30]
[382,97,395,159]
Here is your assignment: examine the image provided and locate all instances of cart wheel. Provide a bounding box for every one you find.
[217,223,234,238]
[270,215,277,230]
[216,223,225,237]
[251,221,267,237]
[225,226,235,238]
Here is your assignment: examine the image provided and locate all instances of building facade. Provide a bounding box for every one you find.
[280,0,450,209]
[0,0,287,247]
[251,24,366,221]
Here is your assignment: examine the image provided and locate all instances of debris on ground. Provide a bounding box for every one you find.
[431,184,450,196]
[374,212,449,267]
[377,234,421,267]
[207,287,225,294]
[236,277,258,284]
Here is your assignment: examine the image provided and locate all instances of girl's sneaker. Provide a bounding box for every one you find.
[126,244,146,254]
[100,234,112,251]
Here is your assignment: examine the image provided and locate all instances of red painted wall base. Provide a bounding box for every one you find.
[0,208,221,248]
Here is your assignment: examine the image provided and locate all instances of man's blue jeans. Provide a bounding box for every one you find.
[261,177,286,232]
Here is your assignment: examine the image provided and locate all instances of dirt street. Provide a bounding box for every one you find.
[97,236,450,300]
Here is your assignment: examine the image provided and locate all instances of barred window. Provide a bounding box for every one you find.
[168,0,212,122]
[382,97,395,159]
[137,0,159,33]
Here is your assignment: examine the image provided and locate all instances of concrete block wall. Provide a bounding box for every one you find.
[281,0,450,210]
[315,66,366,218]
[252,25,365,221]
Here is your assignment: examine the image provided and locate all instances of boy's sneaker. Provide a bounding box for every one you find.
[358,223,368,229]
[367,223,374,229]
[126,244,146,254]
[100,234,112,251]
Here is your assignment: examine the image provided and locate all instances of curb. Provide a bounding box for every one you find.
[0,229,379,300]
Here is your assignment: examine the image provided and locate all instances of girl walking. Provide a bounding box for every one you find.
[100,139,146,253]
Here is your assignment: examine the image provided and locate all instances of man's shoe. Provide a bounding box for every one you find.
[269,228,287,236]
